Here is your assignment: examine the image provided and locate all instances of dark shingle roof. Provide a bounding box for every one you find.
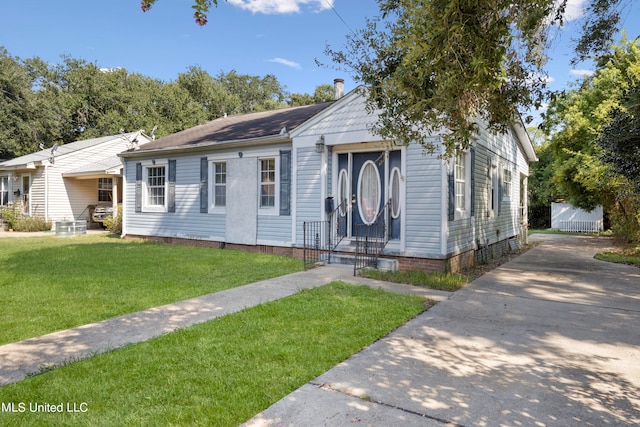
[135,102,334,152]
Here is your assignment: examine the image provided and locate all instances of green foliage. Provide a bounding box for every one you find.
[0,47,330,159]
[528,143,555,228]
[595,248,640,266]
[103,205,123,234]
[597,40,640,193]
[321,0,626,157]
[609,190,640,243]
[0,282,425,426]
[543,37,640,242]
[0,204,52,231]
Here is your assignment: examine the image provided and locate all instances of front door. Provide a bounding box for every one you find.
[336,150,402,241]
[352,152,384,235]
[21,175,30,214]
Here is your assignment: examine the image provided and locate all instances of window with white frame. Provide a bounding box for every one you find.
[503,168,512,199]
[146,164,167,209]
[0,176,8,206]
[98,178,112,202]
[259,158,276,208]
[455,152,466,211]
[213,162,226,208]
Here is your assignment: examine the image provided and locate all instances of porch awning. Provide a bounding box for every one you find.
[63,156,123,179]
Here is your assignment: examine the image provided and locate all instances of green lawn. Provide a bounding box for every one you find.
[595,247,640,266]
[358,269,468,291]
[0,235,302,345]
[0,282,427,426]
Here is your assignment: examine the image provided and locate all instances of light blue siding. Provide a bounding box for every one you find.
[258,215,291,243]
[295,147,321,246]
[403,144,443,256]
[124,154,226,240]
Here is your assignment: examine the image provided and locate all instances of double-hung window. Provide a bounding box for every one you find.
[98,178,112,202]
[503,168,512,199]
[212,161,226,209]
[147,166,166,207]
[0,176,8,206]
[135,159,175,213]
[260,158,276,209]
[455,152,466,211]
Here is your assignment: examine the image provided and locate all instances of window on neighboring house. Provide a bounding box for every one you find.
[0,176,8,206]
[260,158,276,208]
[503,168,512,199]
[147,165,166,207]
[455,152,466,211]
[98,178,112,202]
[213,162,226,208]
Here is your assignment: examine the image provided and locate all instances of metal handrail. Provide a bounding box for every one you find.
[354,199,391,275]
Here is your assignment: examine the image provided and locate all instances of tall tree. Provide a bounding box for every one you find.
[322,0,623,156]
[0,48,62,157]
[215,70,287,113]
[544,37,640,240]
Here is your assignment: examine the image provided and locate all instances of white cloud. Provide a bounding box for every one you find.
[570,69,595,77]
[563,0,588,21]
[227,0,333,14]
[269,57,302,69]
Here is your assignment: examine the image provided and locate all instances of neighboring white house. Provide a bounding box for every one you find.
[119,82,537,272]
[551,202,604,232]
[0,131,153,228]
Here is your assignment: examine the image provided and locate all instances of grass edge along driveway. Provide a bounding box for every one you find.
[0,282,428,427]
[0,235,302,345]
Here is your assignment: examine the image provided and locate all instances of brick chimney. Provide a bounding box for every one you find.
[334,78,345,100]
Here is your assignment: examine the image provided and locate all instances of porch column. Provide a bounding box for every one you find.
[112,176,118,217]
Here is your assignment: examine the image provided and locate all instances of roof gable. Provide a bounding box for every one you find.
[291,87,375,138]
[0,132,146,168]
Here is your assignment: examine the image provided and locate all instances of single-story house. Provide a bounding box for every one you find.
[0,131,152,228]
[119,81,536,272]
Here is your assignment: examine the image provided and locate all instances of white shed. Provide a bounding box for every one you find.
[551,202,603,232]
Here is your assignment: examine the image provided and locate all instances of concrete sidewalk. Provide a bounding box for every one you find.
[0,264,452,387]
[244,234,640,426]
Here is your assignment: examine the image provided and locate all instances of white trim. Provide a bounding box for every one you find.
[337,169,349,217]
[208,160,227,214]
[257,156,280,216]
[453,151,471,220]
[141,159,168,213]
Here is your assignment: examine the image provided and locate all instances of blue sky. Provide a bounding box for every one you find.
[1,0,639,99]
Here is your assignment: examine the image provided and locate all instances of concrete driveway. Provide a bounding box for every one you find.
[245,234,640,426]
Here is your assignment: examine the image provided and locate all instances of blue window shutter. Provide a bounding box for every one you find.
[447,172,455,221]
[279,150,291,216]
[135,162,142,213]
[168,159,176,213]
[200,157,208,213]
[470,147,476,217]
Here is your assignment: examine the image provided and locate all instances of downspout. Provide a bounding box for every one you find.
[120,160,127,237]
[44,164,49,222]
[440,144,448,258]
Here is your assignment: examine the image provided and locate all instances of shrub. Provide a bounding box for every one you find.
[610,195,640,244]
[103,205,122,234]
[0,204,52,232]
